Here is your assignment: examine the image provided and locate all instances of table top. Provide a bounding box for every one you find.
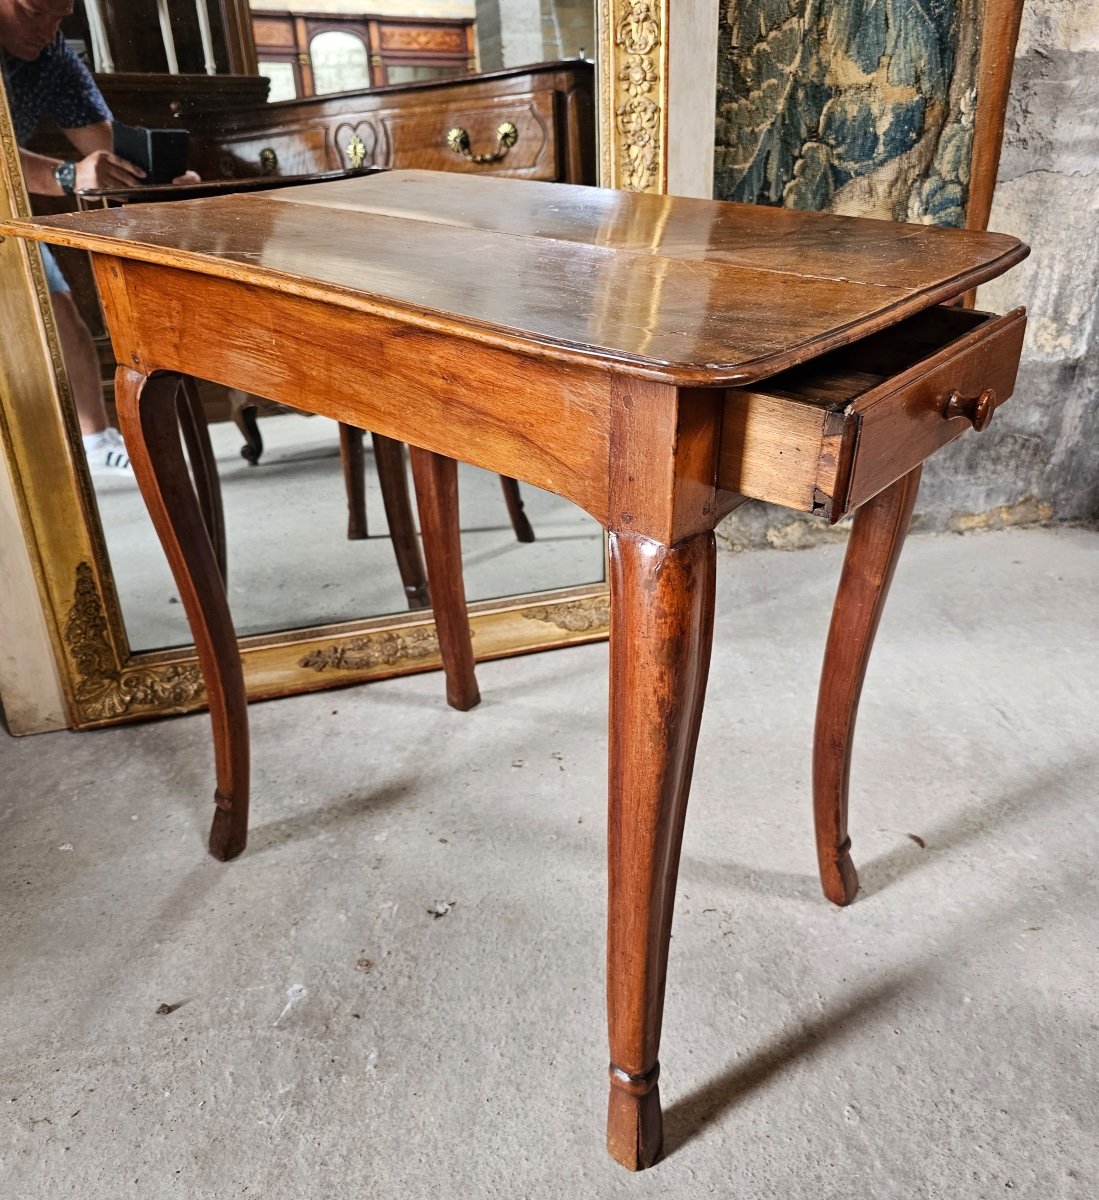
[2,170,1028,386]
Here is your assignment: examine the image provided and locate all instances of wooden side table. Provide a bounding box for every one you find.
[2,171,1029,1170]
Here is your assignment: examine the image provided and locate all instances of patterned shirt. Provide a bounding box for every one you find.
[2,33,111,147]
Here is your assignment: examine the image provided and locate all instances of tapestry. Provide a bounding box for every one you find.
[714,0,984,226]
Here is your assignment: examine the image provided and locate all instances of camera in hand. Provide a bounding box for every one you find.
[111,122,190,185]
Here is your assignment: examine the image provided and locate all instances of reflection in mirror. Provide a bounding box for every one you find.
[97,411,604,650]
[309,31,370,96]
[256,59,296,103]
[6,0,599,662]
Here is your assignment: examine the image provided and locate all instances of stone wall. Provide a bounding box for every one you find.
[714,0,1099,550]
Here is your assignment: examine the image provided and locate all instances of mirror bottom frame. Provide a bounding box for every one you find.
[63,561,609,728]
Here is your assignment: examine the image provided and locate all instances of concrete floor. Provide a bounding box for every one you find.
[1,526,1096,1199]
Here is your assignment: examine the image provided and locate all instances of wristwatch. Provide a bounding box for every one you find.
[53,161,77,196]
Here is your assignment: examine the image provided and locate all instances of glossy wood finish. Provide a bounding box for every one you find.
[814,467,923,906]
[343,423,535,559]
[16,173,1027,388]
[1,173,1029,1170]
[251,12,476,96]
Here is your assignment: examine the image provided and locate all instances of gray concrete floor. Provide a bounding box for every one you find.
[1,526,1096,1199]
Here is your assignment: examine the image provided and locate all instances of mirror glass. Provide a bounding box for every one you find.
[309,31,370,96]
[8,1,600,653]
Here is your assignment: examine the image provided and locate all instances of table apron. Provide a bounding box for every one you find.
[92,255,617,526]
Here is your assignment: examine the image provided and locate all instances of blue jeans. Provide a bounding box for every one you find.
[41,245,70,294]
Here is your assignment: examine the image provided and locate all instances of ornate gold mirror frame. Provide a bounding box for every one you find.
[0,2,682,731]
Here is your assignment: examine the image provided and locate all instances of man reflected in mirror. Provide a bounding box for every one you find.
[0,0,196,475]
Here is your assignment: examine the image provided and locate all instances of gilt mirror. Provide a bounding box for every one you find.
[0,0,628,729]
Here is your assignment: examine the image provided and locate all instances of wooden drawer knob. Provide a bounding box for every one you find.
[943,387,996,432]
[445,121,519,164]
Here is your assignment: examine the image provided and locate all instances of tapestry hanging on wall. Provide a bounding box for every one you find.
[714,0,984,226]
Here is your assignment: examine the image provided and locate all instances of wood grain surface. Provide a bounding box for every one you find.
[1,170,1029,386]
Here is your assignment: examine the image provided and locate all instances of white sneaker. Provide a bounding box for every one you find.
[84,427,134,477]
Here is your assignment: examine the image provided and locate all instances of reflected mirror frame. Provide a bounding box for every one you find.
[0,2,668,730]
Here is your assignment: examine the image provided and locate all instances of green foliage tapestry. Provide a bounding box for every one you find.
[714,0,984,226]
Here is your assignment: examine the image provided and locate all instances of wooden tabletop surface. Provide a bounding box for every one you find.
[2,170,1028,385]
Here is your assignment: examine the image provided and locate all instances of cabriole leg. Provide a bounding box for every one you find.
[115,366,250,861]
[814,467,922,905]
[606,529,716,1170]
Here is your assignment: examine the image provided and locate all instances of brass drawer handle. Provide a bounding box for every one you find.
[942,387,996,432]
[445,121,518,164]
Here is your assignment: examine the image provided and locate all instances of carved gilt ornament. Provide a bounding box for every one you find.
[64,563,205,722]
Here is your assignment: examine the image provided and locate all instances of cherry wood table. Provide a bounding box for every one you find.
[3,171,1029,1170]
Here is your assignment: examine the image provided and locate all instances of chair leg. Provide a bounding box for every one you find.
[176,375,227,584]
[229,392,263,465]
[338,423,369,540]
[814,466,922,906]
[408,447,480,711]
[115,367,249,862]
[605,529,716,1171]
[499,475,535,543]
[372,434,430,610]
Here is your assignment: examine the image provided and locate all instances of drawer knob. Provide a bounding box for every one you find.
[943,387,996,432]
[446,121,519,164]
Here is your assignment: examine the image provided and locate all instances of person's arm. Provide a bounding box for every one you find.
[61,118,112,156]
[17,147,70,196]
[62,120,201,188]
[17,138,146,196]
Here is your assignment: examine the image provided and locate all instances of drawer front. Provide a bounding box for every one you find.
[719,305,1028,522]
[211,128,331,179]
[840,307,1027,514]
[382,93,558,179]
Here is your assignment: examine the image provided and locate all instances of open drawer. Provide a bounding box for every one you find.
[719,305,1027,522]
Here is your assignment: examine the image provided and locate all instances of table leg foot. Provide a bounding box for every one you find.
[814,466,921,906]
[209,799,248,862]
[820,839,860,907]
[607,1064,663,1171]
